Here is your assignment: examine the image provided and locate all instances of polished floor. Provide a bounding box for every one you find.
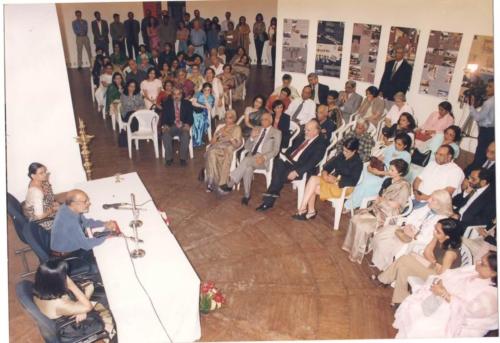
[8,66,474,342]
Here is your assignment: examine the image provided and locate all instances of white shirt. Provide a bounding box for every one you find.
[221,20,233,32]
[386,103,414,125]
[292,135,318,162]
[287,98,316,125]
[313,83,320,104]
[417,161,465,196]
[483,160,495,169]
[458,185,489,217]
[392,59,403,75]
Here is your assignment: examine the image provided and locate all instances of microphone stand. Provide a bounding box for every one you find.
[129,193,145,258]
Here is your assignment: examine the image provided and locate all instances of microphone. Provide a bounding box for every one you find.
[102,203,128,209]
[131,193,137,212]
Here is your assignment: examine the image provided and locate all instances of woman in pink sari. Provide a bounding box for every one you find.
[394,251,498,338]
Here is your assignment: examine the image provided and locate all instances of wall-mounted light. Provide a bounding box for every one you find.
[465,63,479,73]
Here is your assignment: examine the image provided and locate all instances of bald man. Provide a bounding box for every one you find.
[51,189,118,259]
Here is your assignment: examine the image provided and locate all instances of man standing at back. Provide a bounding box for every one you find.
[91,11,109,56]
[124,12,140,59]
[159,10,177,51]
[379,45,413,109]
[72,10,92,70]
[221,11,233,33]
[141,9,153,50]
[110,13,126,58]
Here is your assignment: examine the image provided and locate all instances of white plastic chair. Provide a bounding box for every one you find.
[90,75,96,103]
[101,94,107,119]
[161,126,194,159]
[127,110,159,159]
[463,225,484,240]
[291,172,307,210]
[285,121,301,152]
[117,104,128,133]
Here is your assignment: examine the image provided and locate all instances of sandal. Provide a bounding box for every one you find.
[291,209,307,221]
[305,211,317,220]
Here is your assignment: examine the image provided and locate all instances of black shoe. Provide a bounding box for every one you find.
[180,159,187,166]
[219,184,233,193]
[165,159,173,166]
[291,212,307,220]
[256,203,272,212]
[241,196,251,206]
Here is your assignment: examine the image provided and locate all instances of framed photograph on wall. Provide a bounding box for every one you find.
[349,23,381,83]
[282,18,309,74]
[419,30,463,98]
[315,21,344,77]
[386,26,420,65]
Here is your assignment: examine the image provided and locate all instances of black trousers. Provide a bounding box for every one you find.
[126,37,139,59]
[262,159,295,206]
[271,45,276,76]
[254,39,265,65]
[473,126,495,165]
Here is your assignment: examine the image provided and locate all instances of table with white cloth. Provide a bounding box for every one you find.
[75,172,201,343]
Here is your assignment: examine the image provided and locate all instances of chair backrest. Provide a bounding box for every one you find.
[7,193,29,244]
[367,122,377,140]
[288,121,300,149]
[236,115,244,126]
[459,244,473,266]
[16,280,59,343]
[23,221,51,263]
[127,110,158,134]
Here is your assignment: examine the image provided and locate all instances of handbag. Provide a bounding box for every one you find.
[369,156,385,172]
[411,149,432,167]
[415,130,433,142]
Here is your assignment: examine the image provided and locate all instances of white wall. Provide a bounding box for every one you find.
[57,2,145,68]
[5,4,87,200]
[275,0,493,126]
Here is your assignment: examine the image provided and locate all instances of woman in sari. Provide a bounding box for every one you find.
[357,86,385,126]
[231,53,251,101]
[188,65,204,93]
[191,82,215,147]
[95,63,113,112]
[236,16,251,53]
[203,67,225,119]
[394,251,497,338]
[105,72,124,119]
[218,64,235,109]
[204,110,242,192]
[241,95,266,138]
[342,159,411,264]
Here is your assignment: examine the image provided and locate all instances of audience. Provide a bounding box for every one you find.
[357,86,385,125]
[203,67,225,119]
[125,59,147,84]
[140,67,162,109]
[307,73,329,105]
[342,159,411,263]
[191,82,215,147]
[337,80,363,123]
[253,13,266,66]
[465,141,495,176]
[316,104,336,142]
[105,72,124,118]
[287,86,316,127]
[379,45,413,108]
[265,87,291,112]
[334,118,375,162]
[414,101,455,148]
[385,92,414,127]
[120,79,145,131]
[325,90,343,130]
[204,110,242,191]
[124,11,140,59]
[241,95,266,138]
[95,63,113,111]
[236,16,251,53]
[270,100,291,150]
[272,74,300,99]
[381,112,417,145]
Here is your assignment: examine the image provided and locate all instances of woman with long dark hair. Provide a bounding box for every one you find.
[120,79,145,132]
[253,13,266,66]
[236,16,251,53]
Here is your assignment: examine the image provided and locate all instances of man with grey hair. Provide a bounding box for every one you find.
[334,118,374,162]
[337,80,363,123]
[379,45,413,109]
[307,72,329,105]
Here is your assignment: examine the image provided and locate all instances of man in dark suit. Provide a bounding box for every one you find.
[464,141,495,177]
[256,120,328,211]
[91,11,109,56]
[307,72,329,105]
[159,87,193,166]
[149,48,161,72]
[453,168,496,227]
[141,9,153,50]
[379,45,413,105]
[124,12,140,59]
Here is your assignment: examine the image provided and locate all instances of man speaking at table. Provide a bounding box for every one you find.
[51,190,118,269]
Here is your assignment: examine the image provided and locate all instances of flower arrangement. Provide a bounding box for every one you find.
[199,281,225,314]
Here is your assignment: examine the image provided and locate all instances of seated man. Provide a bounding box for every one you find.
[266,87,291,112]
[464,141,495,177]
[452,168,496,227]
[334,118,375,162]
[317,104,335,142]
[271,73,300,99]
[175,68,195,99]
[413,144,465,208]
[256,120,328,211]
[208,54,224,76]
[159,87,194,166]
[337,80,363,123]
[51,190,118,267]
[307,72,329,105]
[125,59,147,84]
[287,85,316,127]
[219,112,281,205]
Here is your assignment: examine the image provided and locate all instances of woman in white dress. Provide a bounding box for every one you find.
[95,63,113,111]
[203,67,225,119]
[140,67,163,109]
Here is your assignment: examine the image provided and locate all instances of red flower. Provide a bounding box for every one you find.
[214,292,225,304]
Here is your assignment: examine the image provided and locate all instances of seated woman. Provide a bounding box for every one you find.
[342,159,411,264]
[191,82,215,148]
[95,63,113,111]
[105,72,124,118]
[120,79,145,132]
[345,132,412,211]
[271,100,291,150]
[371,189,454,271]
[109,43,127,72]
[381,112,417,145]
[414,101,455,148]
[241,95,266,139]
[231,54,251,101]
[155,80,174,110]
[140,67,162,110]
[205,110,243,192]
[218,64,236,109]
[176,51,187,70]
[229,46,246,65]
[293,137,363,220]
[159,62,173,84]
[23,163,61,230]
[33,260,116,342]
[218,46,227,64]
[394,251,498,338]
[374,217,463,306]
[462,218,497,262]
[326,90,343,130]
[135,44,151,64]
[357,86,385,125]
[170,59,180,76]
[385,92,414,127]
[203,68,225,119]
[188,65,204,93]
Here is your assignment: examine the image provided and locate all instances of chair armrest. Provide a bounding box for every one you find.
[360,196,377,209]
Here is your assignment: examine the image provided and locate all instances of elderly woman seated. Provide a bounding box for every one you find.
[373,217,463,307]
[342,159,411,264]
[344,132,412,211]
[292,137,363,220]
[370,189,454,271]
[414,101,455,148]
[357,86,385,125]
[385,91,414,127]
[23,163,64,230]
[393,251,498,338]
[204,110,243,192]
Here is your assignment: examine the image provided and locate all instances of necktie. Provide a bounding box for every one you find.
[311,85,315,100]
[391,61,399,78]
[483,160,493,169]
[175,102,181,128]
[463,189,476,204]
[291,100,305,122]
[290,139,309,159]
[251,128,267,155]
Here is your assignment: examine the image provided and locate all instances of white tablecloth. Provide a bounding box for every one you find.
[75,172,201,343]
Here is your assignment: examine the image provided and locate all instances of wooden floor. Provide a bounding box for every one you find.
[8,66,400,342]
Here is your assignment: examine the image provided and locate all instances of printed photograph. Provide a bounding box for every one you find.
[349,23,381,83]
[386,26,420,65]
[419,30,463,97]
[315,21,344,77]
[282,18,309,73]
